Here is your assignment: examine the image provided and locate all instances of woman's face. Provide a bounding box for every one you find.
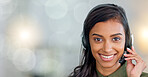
[89,20,125,68]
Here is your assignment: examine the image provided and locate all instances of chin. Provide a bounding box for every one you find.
[96,59,119,68]
[100,62,117,68]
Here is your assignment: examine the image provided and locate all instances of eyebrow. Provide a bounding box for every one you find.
[92,33,103,37]
[92,33,123,37]
[110,33,123,37]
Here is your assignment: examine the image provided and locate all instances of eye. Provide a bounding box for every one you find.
[113,37,120,41]
[94,38,103,42]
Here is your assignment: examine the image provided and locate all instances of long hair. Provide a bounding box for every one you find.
[69,4,132,77]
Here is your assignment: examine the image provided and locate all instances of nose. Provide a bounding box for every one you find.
[103,40,112,53]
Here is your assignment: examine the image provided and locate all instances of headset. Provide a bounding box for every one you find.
[82,35,88,50]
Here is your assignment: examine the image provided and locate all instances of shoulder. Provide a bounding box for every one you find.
[140,72,148,77]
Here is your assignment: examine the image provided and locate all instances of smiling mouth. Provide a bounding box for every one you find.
[102,55,114,58]
[99,53,117,61]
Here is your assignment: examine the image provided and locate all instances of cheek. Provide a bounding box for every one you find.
[89,40,102,53]
[114,42,125,54]
[90,43,102,59]
[117,45,124,55]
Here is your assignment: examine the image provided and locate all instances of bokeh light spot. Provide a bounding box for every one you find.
[141,29,148,39]
[74,3,89,24]
[136,25,148,53]
[7,15,41,48]
[12,48,36,72]
[45,0,68,19]
[19,30,31,40]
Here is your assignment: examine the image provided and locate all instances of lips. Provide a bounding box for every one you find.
[99,53,117,61]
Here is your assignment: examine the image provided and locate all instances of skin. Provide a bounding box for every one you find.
[125,46,146,77]
[89,20,146,77]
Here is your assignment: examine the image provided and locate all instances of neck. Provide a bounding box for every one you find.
[96,61,121,76]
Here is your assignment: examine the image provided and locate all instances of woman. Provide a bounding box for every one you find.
[69,4,148,77]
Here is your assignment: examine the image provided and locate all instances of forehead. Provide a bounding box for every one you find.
[90,20,125,35]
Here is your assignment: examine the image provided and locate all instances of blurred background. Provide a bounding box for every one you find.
[0,0,148,77]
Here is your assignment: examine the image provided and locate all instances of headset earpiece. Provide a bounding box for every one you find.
[82,36,87,50]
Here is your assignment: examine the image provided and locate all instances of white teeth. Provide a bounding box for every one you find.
[101,55,113,59]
